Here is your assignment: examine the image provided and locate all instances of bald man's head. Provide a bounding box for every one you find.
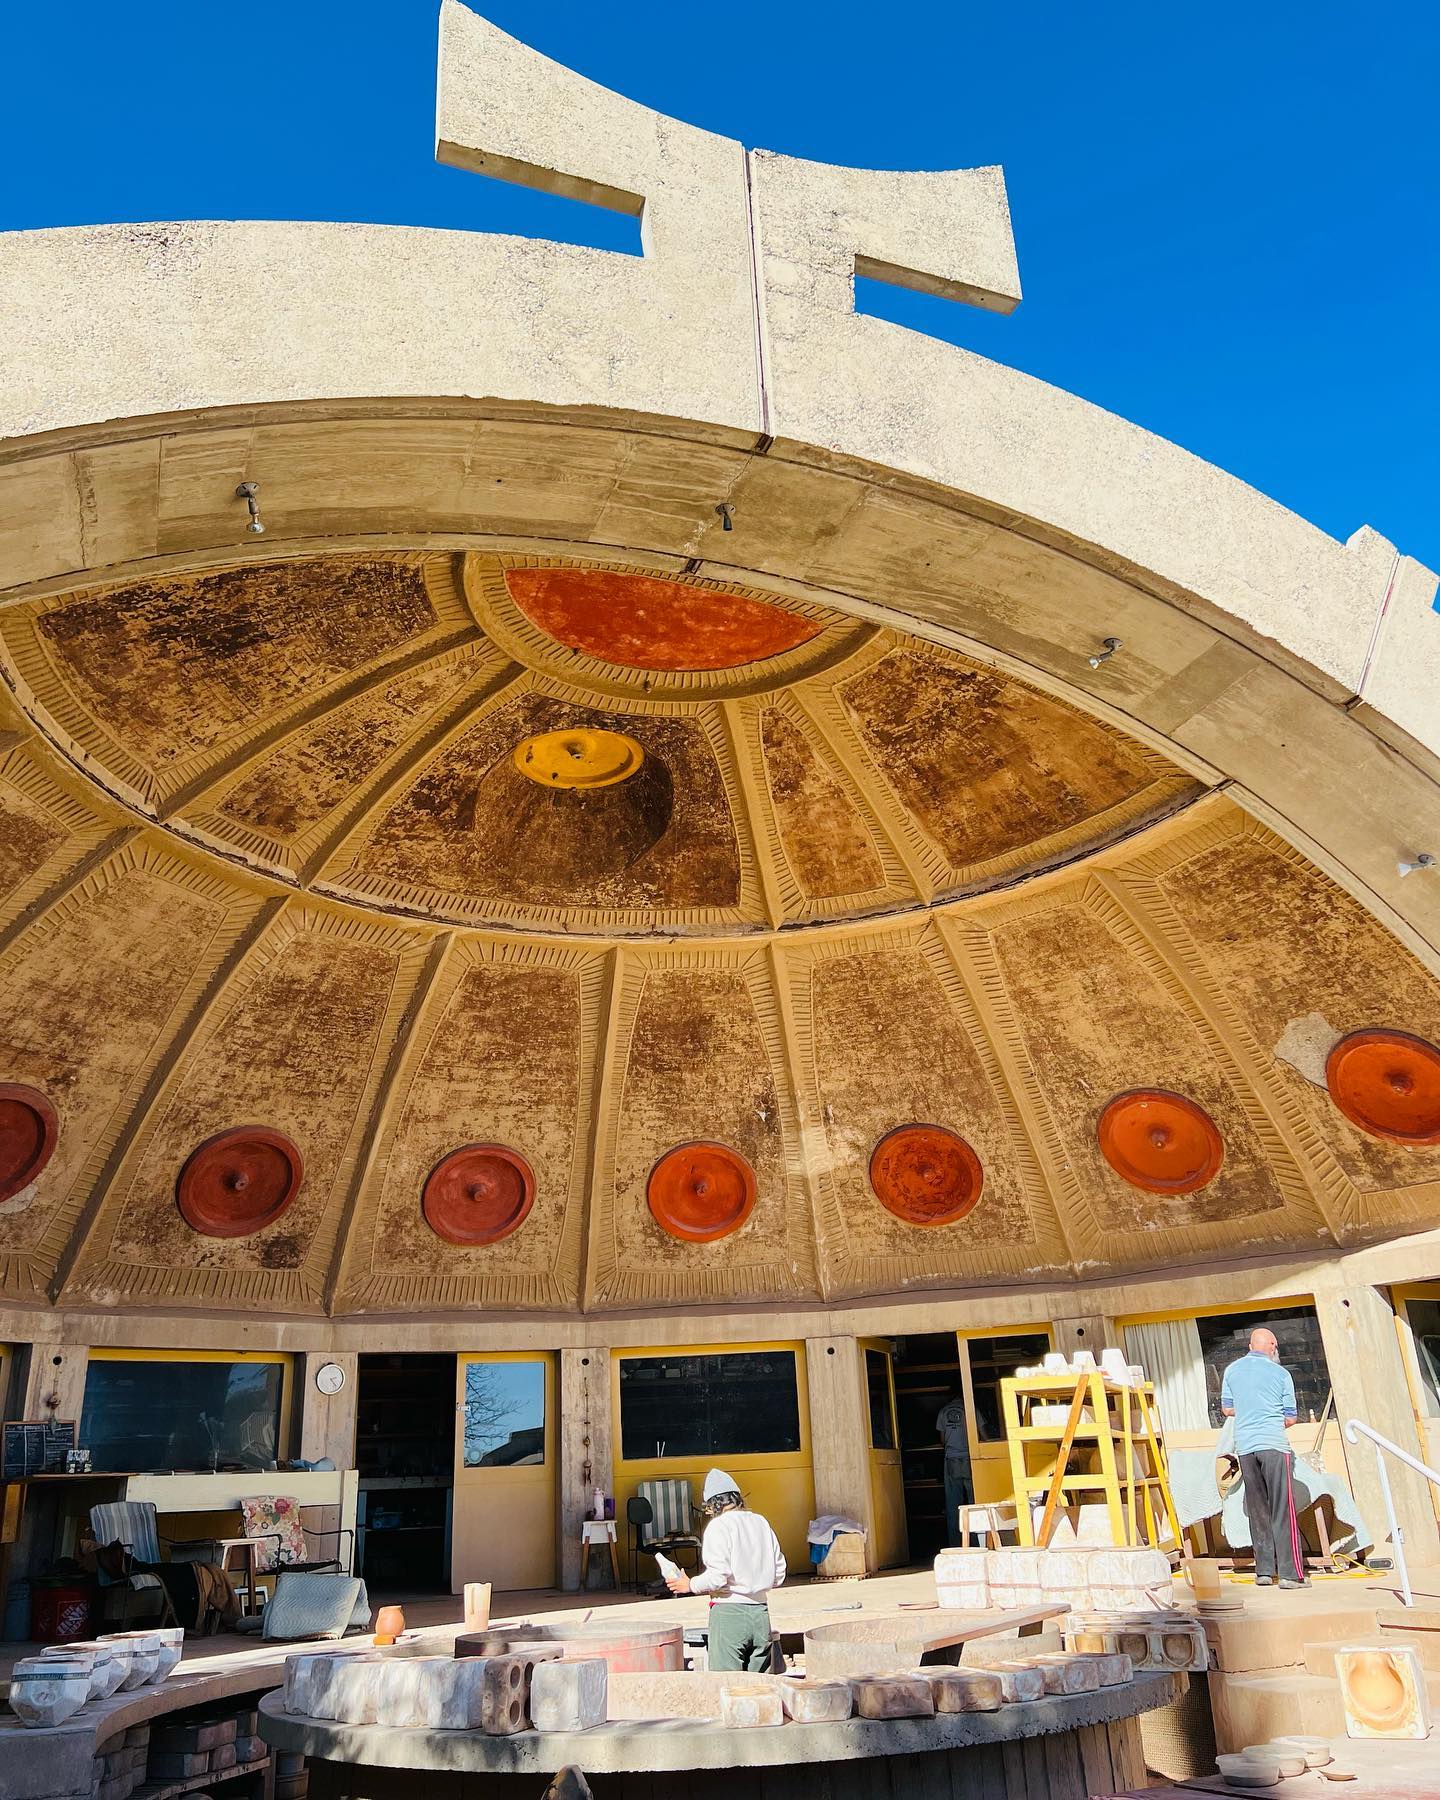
[1250,1328,1278,1359]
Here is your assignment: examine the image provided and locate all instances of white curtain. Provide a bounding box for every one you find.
[1123,1319,1210,1434]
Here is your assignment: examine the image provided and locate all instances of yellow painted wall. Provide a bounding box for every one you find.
[611,1341,815,1578]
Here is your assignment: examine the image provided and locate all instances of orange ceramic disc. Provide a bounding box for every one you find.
[176,1126,303,1237]
[423,1144,536,1246]
[1325,1029,1440,1145]
[512,727,645,789]
[506,567,823,672]
[647,1141,756,1242]
[0,1083,58,1205]
[868,1124,984,1226]
[1096,1090,1224,1194]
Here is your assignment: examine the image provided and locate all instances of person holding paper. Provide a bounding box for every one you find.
[664,1467,786,1671]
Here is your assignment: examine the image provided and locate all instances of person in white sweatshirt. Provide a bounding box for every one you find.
[664,1467,787,1671]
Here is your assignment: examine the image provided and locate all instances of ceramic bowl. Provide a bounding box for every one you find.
[8,1658,91,1728]
[96,1634,159,1690]
[1274,1734,1333,1768]
[1250,1742,1307,1778]
[1216,1752,1281,1788]
[38,1644,117,1701]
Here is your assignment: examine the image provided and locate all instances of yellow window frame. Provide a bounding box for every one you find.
[84,1347,295,1460]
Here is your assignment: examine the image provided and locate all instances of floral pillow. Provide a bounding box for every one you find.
[241,1495,308,1572]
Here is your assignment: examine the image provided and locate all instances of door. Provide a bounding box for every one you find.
[452,1353,555,1593]
[862,1340,908,1568]
[1395,1285,1440,1523]
[958,1329,1053,1504]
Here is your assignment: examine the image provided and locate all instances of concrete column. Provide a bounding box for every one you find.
[805,1335,875,1566]
[296,1352,358,1467]
[1314,1280,1440,1560]
[1051,1315,1114,1358]
[18,1341,88,1426]
[558,1347,612,1591]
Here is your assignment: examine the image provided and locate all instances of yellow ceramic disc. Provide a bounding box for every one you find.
[513,727,645,789]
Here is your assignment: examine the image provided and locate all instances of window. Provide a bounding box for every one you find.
[1405,1299,1440,1420]
[462,1361,546,1467]
[966,1333,1051,1442]
[866,1349,896,1450]
[1194,1305,1331,1427]
[80,1357,285,1474]
[619,1351,801,1461]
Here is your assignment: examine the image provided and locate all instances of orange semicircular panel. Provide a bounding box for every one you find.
[0,1083,59,1205]
[1325,1029,1440,1145]
[506,566,823,671]
[176,1126,304,1237]
[423,1144,536,1246]
[1097,1090,1224,1194]
[869,1124,983,1226]
[647,1141,757,1242]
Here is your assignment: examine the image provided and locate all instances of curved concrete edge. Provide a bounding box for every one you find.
[0,1659,289,1800]
[256,1671,1182,1774]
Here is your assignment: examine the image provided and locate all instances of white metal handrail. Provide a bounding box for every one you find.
[1343,1417,1440,1608]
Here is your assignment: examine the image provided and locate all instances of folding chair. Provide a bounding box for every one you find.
[631,1479,701,1583]
[89,1502,188,1629]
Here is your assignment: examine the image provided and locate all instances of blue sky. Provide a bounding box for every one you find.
[4,1,1435,569]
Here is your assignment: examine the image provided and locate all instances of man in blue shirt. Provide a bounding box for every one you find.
[1220,1327,1308,1588]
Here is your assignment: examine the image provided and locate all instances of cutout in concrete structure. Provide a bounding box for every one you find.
[1095,1091,1224,1195]
[647,1141,757,1242]
[175,1126,303,1238]
[868,1124,984,1226]
[422,1144,536,1246]
[1325,1030,1440,1145]
[0,1083,58,1206]
[505,567,822,672]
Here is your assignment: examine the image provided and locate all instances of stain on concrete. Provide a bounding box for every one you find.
[351,694,740,914]
[36,557,436,773]
[839,649,1175,870]
[760,710,884,899]
[0,781,66,901]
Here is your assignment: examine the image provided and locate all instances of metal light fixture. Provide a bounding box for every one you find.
[715,502,734,531]
[1088,635,1122,669]
[236,481,265,535]
[1398,853,1436,878]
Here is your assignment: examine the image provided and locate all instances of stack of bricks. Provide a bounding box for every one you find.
[274,1750,308,1800]
[91,1723,149,1800]
[147,1710,270,1785]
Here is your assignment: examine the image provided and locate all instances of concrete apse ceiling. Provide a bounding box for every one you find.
[1,543,1439,1321]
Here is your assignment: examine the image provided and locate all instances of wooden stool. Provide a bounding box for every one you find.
[580,1519,621,1589]
[957,1501,1019,1549]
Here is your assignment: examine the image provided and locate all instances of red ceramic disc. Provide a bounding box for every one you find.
[1096,1090,1224,1194]
[176,1126,303,1237]
[506,567,822,672]
[1326,1029,1440,1145]
[647,1141,757,1242]
[868,1124,984,1226]
[0,1084,58,1205]
[423,1144,536,1246]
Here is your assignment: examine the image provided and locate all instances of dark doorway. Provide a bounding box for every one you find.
[355,1353,455,1592]
[891,1332,965,1564]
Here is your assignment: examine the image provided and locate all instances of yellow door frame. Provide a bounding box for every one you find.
[1392,1283,1440,1524]
[610,1340,814,1576]
[452,1350,557,1594]
[954,1324,1054,1506]
[859,1337,907,1569]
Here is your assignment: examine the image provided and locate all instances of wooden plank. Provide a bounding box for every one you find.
[1077,1720,1116,1798]
[1000,1739,1028,1800]
[1109,1716,1148,1791]
[1044,1729,1087,1800]
[911,1747,951,1800]
[1021,1734,1049,1800]
[1036,1381,1090,1548]
[968,1741,1010,1800]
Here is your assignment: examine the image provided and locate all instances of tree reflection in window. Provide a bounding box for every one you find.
[463,1361,546,1467]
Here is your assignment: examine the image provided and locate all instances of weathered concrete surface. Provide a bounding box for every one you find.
[258,1670,1182,1771]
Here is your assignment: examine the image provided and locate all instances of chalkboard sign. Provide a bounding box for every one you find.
[2,1419,77,1478]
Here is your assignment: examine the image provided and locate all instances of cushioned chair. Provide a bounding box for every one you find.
[89,1501,189,1629]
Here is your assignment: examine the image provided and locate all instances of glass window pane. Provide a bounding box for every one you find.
[966,1333,1050,1442]
[1193,1305,1331,1427]
[80,1360,284,1473]
[866,1349,896,1450]
[619,1351,800,1461]
[463,1361,546,1467]
[1409,1301,1440,1419]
